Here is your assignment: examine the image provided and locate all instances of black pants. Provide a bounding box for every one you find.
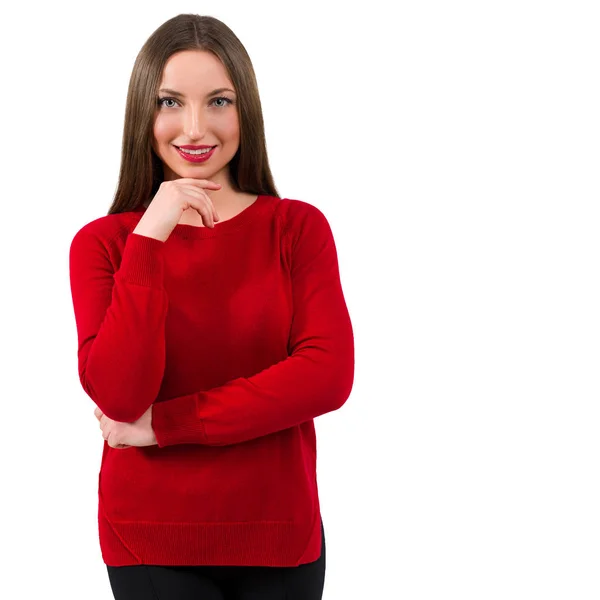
[106,519,326,600]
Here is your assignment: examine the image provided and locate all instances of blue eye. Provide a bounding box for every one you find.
[212,97,233,108]
[157,96,234,108]
[158,97,177,108]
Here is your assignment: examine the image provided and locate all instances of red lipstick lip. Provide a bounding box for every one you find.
[175,145,217,163]
[176,144,216,150]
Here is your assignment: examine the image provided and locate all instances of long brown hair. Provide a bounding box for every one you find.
[107,13,280,215]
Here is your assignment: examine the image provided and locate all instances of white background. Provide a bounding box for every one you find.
[1,1,599,598]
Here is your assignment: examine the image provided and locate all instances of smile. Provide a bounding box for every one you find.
[174,145,216,163]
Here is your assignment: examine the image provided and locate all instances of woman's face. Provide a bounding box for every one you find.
[152,49,240,184]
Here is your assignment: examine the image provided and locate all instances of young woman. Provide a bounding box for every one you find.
[69,13,354,600]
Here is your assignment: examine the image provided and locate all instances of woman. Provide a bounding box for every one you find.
[68,13,354,600]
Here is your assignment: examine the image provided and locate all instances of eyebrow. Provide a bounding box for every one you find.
[158,87,236,98]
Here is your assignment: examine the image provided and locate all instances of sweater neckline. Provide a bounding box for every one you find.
[132,194,269,240]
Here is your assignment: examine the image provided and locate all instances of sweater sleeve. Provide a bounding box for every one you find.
[69,228,169,423]
[151,204,354,447]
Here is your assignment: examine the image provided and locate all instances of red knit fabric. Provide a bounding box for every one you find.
[68,194,354,567]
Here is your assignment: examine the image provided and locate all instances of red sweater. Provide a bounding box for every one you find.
[68,194,354,567]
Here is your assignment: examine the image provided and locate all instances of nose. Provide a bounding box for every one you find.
[183,104,208,139]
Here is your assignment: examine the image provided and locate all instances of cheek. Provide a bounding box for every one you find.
[220,118,240,140]
[153,116,174,143]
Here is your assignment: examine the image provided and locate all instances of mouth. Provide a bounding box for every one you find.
[174,145,217,163]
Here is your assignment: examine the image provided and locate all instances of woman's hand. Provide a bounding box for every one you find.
[94,405,157,449]
[135,178,222,242]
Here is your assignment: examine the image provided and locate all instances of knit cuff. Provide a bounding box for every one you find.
[152,396,208,447]
[116,233,165,288]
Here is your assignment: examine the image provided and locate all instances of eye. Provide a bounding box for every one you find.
[211,96,234,108]
[157,97,178,108]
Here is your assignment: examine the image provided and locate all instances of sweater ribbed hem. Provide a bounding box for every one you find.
[98,505,323,567]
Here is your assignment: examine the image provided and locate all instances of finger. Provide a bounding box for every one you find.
[179,187,218,228]
[182,183,221,221]
[100,419,112,438]
[107,430,119,448]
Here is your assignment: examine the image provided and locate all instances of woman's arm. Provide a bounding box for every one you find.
[69,230,168,423]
